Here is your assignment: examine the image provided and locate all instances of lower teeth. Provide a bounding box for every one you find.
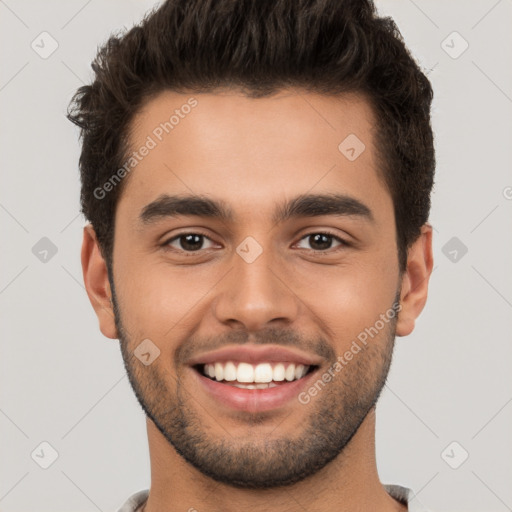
[231,382,279,389]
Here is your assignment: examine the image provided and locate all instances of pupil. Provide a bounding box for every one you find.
[310,233,331,250]
[181,234,203,251]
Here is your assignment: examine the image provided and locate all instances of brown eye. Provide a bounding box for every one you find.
[165,233,215,252]
[296,232,347,251]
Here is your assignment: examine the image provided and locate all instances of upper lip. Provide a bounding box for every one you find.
[187,344,324,367]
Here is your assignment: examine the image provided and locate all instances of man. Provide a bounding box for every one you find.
[67,0,435,510]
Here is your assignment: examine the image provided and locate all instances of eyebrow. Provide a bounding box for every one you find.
[139,193,374,226]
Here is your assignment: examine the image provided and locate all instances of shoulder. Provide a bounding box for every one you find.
[116,489,149,512]
[384,484,432,512]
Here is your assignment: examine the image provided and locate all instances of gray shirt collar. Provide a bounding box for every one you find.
[117,485,430,511]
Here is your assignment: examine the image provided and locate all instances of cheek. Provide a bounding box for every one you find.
[117,260,221,338]
[285,254,399,342]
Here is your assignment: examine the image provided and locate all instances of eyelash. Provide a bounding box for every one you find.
[161,230,350,255]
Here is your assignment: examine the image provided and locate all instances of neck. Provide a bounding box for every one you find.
[142,408,406,512]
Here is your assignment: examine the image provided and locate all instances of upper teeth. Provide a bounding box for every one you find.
[203,362,310,383]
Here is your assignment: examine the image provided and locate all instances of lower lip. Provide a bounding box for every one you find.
[192,366,319,412]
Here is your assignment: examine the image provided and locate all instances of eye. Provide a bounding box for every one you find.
[162,231,349,255]
[164,233,216,252]
[296,232,348,251]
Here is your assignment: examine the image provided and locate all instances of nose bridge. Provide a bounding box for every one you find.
[213,236,299,330]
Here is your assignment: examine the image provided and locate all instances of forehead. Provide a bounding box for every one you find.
[119,88,391,221]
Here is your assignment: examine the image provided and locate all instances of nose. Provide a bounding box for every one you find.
[212,243,300,332]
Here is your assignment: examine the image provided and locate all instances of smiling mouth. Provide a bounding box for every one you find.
[193,361,319,389]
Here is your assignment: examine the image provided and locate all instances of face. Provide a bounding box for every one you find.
[85,89,430,489]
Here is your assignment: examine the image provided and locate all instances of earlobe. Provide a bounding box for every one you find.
[81,224,118,339]
[395,224,434,337]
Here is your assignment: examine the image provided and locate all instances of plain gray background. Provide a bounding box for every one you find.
[1,1,511,511]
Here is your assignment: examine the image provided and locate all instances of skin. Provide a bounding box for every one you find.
[82,89,433,512]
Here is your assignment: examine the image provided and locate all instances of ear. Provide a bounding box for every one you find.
[396,224,434,337]
[81,224,118,339]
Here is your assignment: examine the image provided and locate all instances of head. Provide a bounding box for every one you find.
[70,0,434,489]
